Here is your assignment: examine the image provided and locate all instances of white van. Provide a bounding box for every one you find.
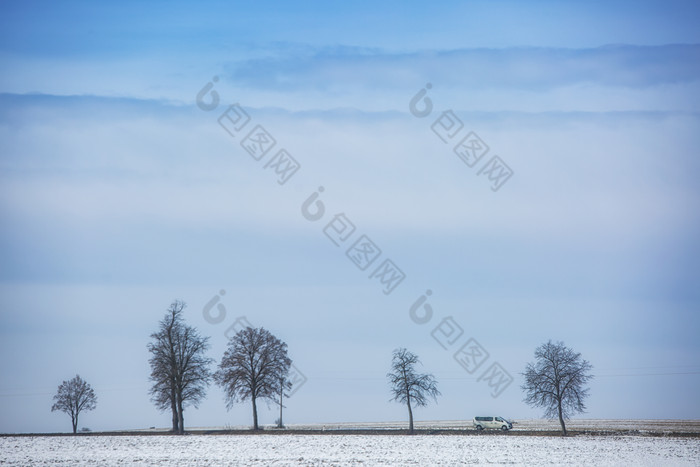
[473,416,512,431]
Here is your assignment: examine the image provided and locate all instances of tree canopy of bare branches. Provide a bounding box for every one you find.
[387,348,440,434]
[147,300,213,434]
[51,374,97,434]
[214,327,292,430]
[521,340,593,435]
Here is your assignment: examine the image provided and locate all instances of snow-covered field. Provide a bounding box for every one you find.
[270,419,700,433]
[2,434,699,466]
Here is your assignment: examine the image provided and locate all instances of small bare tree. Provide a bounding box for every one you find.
[148,300,213,434]
[215,327,291,430]
[521,340,593,435]
[387,348,440,434]
[51,375,97,434]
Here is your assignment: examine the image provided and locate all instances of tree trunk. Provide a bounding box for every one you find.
[278,389,283,428]
[407,400,414,434]
[557,399,567,436]
[252,397,259,430]
[177,394,185,435]
[72,414,77,434]
[170,387,179,433]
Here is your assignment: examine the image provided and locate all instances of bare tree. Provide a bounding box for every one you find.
[147,300,213,434]
[215,327,291,430]
[148,301,181,432]
[521,340,593,435]
[51,375,97,434]
[387,348,440,434]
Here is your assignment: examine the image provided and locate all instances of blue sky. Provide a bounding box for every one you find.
[1,1,699,433]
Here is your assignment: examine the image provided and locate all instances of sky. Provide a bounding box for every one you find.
[1,0,699,433]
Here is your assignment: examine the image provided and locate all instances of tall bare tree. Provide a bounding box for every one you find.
[51,374,97,434]
[148,300,213,434]
[215,327,291,430]
[521,340,593,435]
[387,348,440,434]
[148,301,181,432]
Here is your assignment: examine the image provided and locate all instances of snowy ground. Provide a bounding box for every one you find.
[510,419,700,433]
[2,433,699,466]
[266,419,700,434]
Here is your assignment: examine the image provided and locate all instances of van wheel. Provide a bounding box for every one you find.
[476,425,483,431]
[501,425,509,431]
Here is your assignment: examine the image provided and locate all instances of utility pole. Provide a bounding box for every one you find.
[278,375,284,428]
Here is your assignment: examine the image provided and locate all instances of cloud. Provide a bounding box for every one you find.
[228,44,700,92]
[3,44,699,113]
[1,93,698,299]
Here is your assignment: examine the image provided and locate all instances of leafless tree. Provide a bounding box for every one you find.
[214,327,291,430]
[521,340,593,435]
[51,374,97,434]
[387,348,440,434]
[147,300,213,434]
[148,301,180,432]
